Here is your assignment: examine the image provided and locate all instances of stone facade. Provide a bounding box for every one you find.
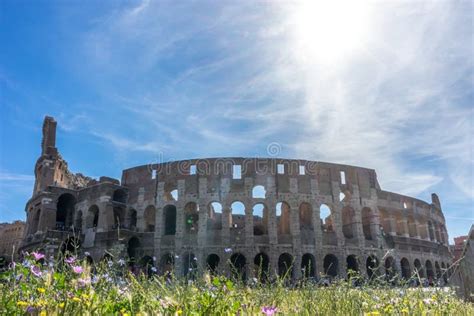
[0,220,26,265]
[20,116,453,281]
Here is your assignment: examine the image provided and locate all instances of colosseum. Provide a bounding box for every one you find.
[20,116,452,282]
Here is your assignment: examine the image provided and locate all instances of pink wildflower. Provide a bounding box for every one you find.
[30,265,42,277]
[72,266,83,274]
[32,252,45,261]
[261,306,278,315]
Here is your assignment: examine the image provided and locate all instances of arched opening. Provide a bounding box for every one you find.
[144,205,156,232]
[127,237,140,263]
[86,205,99,229]
[414,259,425,278]
[361,207,373,240]
[276,202,291,235]
[230,253,247,281]
[426,260,434,281]
[301,253,316,278]
[366,255,380,279]
[208,202,222,230]
[112,189,127,203]
[60,237,80,256]
[113,207,125,228]
[163,205,177,235]
[128,209,137,230]
[56,193,76,230]
[160,253,174,276]
[299,202,313,230]
[252,185,266,198]
[164,187,178,202]
[184,202,199,234]
[400,258,411,280]
[428,221,435,241]
[346,255,359,276]
[230,201,245,229]
[435,261,441,280]
[278,253,294,279]
[253,203,268,236]
[385,256,396,279]
[341,206,355,239]
[254,252,270,283]
[183,252,197,278]
[206,254,220,274]
[320,204,333,232]
[74,210,83,230]
[323,254,338,277]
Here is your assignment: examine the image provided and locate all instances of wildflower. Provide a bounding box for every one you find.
[72,297,81,303]
[72,266,83,274]
[65,257,76,264]
[30,265,42,277]
[77,278,91,288]
[118,258,126,266]
[224,248,232,253]
[37,288,46,294]
[32,252,45,261]
[58,302,65,308]
[26,306,36,313]
[108,260,113,267]
[40,310,46,316]
[423,298,433,305]
[9,262,16,269]
[151,267,157,273]
[261,306,278,315]
[17,301,28,307]
[153,256,157,261]
[84,251,90,256]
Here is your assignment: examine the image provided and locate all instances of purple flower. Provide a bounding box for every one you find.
[77,278,91,288]
[65,257,76,264]
[30,265,42,277]
[26,306,36,314]
[261,306,278,315]
[32,252,45,261]
[72,266,83,274]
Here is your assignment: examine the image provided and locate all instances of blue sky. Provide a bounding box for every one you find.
[0,0,472,242]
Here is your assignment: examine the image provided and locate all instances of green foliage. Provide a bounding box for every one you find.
[0,253,472,315]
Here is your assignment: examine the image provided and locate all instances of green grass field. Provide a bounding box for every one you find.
[1,252,472,315]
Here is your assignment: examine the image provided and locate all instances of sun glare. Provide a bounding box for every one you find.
[289,0,372,64]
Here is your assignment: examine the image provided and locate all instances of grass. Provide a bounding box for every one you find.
[1,252,473,315]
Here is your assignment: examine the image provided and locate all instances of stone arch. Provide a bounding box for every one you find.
[361,207,374,240]
[230,201,245,229]
[299,202,313,230]
[182,252,197,278]
[112,189,127,203]
[366,255,380,278]
[276,201,291,235]
[323,254,338,277]
[163,205,177,235]
[127,237,140,262]
[56,193,76,230]
[128,208,137,230]
[346,255,359,275]
[341,206,355,239]
[184,202,199,234]
[301,253,316,278]
[400,258,411,279]
[253,203,268,236]
[206,254,220,274]
[113,206,125,228]
[86,205,99,229]
[139,255,154,276]
[254,252,270,282]
[414,259,425,278]
[252,185,266,198]
[385,256,396,279]
[208,202,222,230]
[229,253,247,281]
[160,253,174,276]
[278,253,294,279]
[426,260,434,280]
[164,186,178,202]
[143,205,156,232]
[320,204,333,232]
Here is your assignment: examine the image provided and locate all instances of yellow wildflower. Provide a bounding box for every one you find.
[81,293,89,300]
[40,311,47,316]
[58,302,65,308]
[72,297,81,303]
[17,301,28,307]
[401,308,409,314]
[176,309,183,315]
[37,288,46,294]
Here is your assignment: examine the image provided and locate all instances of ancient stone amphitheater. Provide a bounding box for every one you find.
[21,117,452,282]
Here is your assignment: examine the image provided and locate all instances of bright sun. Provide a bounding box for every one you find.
[289,0,372,64]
